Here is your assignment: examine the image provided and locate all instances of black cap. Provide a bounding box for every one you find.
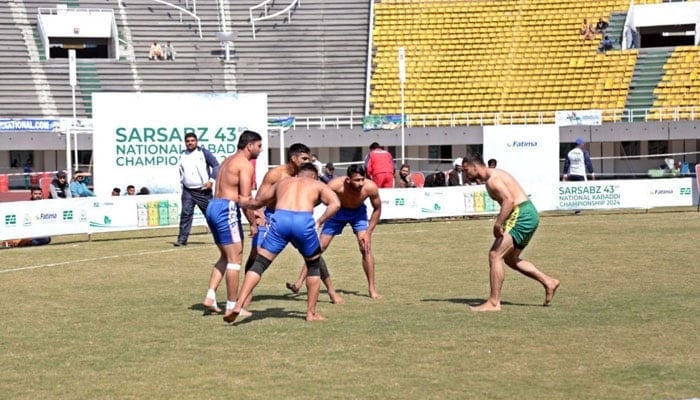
[56,171,67,179]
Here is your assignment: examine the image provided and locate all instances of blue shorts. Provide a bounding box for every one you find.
[205,199,243,245]
[261,209,321,258]
[321,204,368,236]
[252,208,274,248]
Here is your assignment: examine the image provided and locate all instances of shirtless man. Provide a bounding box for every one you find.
[243,143,343,305]
[287,164,382,300]
[462,154,560,312]
[202,130,262,315]
[225,163,341,323]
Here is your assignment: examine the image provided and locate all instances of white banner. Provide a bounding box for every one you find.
[1,179,695,241]
[92,92,268,196]
[483,124,560,210]
[554,110,602,126]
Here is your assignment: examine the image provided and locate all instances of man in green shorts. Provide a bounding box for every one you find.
[462,155,560,312]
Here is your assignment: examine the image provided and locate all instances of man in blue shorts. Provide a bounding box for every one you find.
[225,163,341,323]
[287,164,383,300]
[202,130,262,316]
[462,154,560,312]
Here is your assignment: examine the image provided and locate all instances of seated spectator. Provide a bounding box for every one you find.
[137,186,151,195]
[580,19,589,36]
[599,35,614,53]
[423,171,446,187]
[595,17,609,35]
[126,185,136,195]
[112,187,121,196]
[320,162,335,184]
[2,186,51,248]
[70,170,95,197]
[395,164,416,188]
[49,171,71,199]
[148,41,163,60]
[164,41,176,61]
[487,158,498,168]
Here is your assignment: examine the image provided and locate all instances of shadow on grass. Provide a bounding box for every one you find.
[421,297,540,307]
[231,307,307,325]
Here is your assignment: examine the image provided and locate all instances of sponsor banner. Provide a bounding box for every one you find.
[0,118,61,132]
[554,178,693,210]
[268,116,295,128]
[92,92,268,196]
[362,114,403,131]
[1,179,695,241]
[483,124,560,210]
[554,110,602,126]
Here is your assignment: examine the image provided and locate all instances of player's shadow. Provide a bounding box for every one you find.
[230,307,307,325]
[421,297,537,307]
[336,289,369,298]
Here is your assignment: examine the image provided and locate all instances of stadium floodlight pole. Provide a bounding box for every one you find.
[398,46,406,164]
[67,49,77,179]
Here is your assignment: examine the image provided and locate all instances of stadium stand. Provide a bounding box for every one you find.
[651,46,700,120]
[370,0,640,123]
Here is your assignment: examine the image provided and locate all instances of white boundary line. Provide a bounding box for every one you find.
[0,247,184,274]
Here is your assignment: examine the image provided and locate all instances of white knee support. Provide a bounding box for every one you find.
[226,263,241,271]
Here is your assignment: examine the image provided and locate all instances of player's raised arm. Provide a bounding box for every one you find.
[317,183,341,227]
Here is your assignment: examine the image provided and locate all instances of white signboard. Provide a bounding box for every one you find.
[554,110,602,126]
[92,92,268,196]
[483,124,560,209]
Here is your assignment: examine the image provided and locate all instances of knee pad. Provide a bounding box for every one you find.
[248,255,272,276]
[318,256,330,280]
[244,257,255,273]
[306,256,325,278]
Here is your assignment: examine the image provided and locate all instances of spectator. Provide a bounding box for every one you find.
[175,132,219,246]
[424,171,446,187]
[70,170,95,197]
[487,158,498,168]
[563,138,595,181]
[49,171,72,199]
[599,35,614,53]
[23,159,32,189]
[126,185,136,195]
[320,162,336,184]
[164,41,176,61]
[395,163,416,188]
[595,17,609,35]
[365,142,395,188]
[11,158,18,168]
[1,186,51,248]
[581,20,596,41]
[112,187,121,196]
[448,157,466,186]
[148,41,163,60]
[310,154,324,175]
[580,19,589,36]
[138,187,151,195]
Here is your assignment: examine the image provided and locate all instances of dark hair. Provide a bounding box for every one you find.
[237,130,262,150]
[112,187,121,193]
[137,187,150,195]
[369,142,381,150]
[400,163,411,170]
[298,162,319,177]
[434,171,446,186]
[346,164,367,177]
[185,133,197,141]
[288,143,311,161]
[463,153,485,166]
[127,185,135,191]
[487,158,497,167]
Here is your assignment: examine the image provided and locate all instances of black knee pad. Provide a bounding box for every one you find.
[248,255,272,276]
[318,256,330,280]
[244,257,255,273]
[306,256,324,277]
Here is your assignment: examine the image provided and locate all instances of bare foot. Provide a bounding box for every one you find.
[223,309,239,323]
[369,291,383,299]
[305,313,326,322]
[203,297,222,314]
[469,301,501,312]
[330,294,345,304]
[285,282,299,294]
[544,279,560,306]
[239,308,253,318]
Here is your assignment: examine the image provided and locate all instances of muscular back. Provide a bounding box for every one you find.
[485,168,529,206]
[257,164,296,209]
[274,177,332,212]
[214,152,254,201]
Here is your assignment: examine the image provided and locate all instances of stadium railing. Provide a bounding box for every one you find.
[249,0,301,40]
[275,106,700,129]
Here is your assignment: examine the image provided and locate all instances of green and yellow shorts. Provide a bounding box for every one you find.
[504,200,539,250]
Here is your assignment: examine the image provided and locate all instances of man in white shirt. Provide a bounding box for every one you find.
[175,133,220,246]
[563,138,594,181]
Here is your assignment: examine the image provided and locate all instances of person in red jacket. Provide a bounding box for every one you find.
[365,142,395,188]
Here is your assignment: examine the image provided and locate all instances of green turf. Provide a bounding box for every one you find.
[0,210,698,399]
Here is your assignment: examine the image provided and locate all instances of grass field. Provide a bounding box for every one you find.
[1,210,698,399]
